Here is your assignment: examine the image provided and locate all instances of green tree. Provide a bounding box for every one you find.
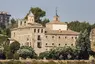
[10,41,20,53]
[17,46,37,59]
[25,7,46,24]
[41,18,50,27]
[10,18,18,28]
[13,52,19,60]
[76,29,91,59]
[68,21,91,32]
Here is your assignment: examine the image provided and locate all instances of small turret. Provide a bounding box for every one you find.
[27,11,35,24]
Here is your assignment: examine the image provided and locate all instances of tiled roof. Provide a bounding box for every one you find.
[47,20,67,25]
[45,29,79,35]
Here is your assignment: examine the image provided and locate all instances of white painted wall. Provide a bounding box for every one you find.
[52,24,67,30]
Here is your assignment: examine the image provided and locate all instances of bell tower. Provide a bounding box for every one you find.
[53,7,59,21]
[27,11,35,24]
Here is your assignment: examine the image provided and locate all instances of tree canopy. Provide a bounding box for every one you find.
[25,7,46,23]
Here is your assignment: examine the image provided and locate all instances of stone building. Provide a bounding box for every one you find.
[11,12,79,55]
[90,28,95,52]
[0,11,11,28]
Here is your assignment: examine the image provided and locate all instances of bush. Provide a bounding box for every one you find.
[17,46,37,59]
[13,52,19,60]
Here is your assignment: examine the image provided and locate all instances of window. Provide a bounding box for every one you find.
[20,21,22,25]
[65,37,67,39]
[34,29,36,33]
[52,43,54,45]
[59,44,60,46]
[59,36,60,39]
[45,31,47,33]
[71,44,73,46]
[41,29,43,33]
[37,42,41,48]
[52,36,54,38]
[38,29,39,33]
[37,35,41,40]
[72,37,73,39]
[65,44,67,45]
[27,38,29,41]
[32,19,33,21]
[24,21,26,23]
[46,43,47,45]
[75,37,77,39]
[46,36,47,38]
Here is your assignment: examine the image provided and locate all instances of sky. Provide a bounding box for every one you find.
[0,0,95,24]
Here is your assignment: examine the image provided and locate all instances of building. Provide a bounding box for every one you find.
[0,11,11,28]
[11,12,79,55]
[90,28,95,52]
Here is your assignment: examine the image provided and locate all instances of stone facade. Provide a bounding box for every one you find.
[90,28,95,52]
[11,12,79,55]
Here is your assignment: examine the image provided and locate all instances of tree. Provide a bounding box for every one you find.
[76,29,91,59]
[10,41,20,54]
[68,21,91,32]
[41,18,50,27]
[5,28,11,37]
[24,7,46,24]
[17,46,37,59]
[10,18,18,28]
[39,46,80,60]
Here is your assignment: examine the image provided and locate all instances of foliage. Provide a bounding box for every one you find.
[10,18,18,28]
[39,46,80,60]
[39,51,49,59]
[13,52,19,60]
[17,46,37,59]
[25,7,46,23]
[0,34,8,46]
[41,18,50,27]
[76,29,91,59]
[10,41,20,53]
[68,21,91,32]
[24,7,50,26]
[0,60,92,64]
[0,48,6,59]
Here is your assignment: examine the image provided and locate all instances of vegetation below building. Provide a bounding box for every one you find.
[0,60,94,64]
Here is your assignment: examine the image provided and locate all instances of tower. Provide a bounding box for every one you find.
[53,7,59,21]
[27,11,35,24]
